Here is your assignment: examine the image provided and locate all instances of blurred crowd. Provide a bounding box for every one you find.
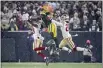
[1,1,102,31]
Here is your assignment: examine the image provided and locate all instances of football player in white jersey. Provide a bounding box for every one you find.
[31,21,49,66]
[53,14,88,53]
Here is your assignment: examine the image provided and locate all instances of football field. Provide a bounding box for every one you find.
[1,62,102,68]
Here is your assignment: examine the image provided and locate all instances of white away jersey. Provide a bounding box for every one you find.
[60,21,71,38]
[32,26,44,40]
[52,19,71,38]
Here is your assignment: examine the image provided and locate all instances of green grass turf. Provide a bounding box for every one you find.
[1,62,102,68]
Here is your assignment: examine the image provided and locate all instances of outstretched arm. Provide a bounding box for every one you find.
[52,19,63,27]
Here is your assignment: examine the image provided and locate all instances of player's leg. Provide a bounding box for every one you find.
[35,39,41,53]
[39,43,49,66]
[48,23,58,48]
[47,23,57,56]
[38,39,47,59]
[34,39,49,66]
[34,38,47,51]
[59,39,71,52]
[67,37,87,52]
[33,39,45,58]
[52,23,58,48]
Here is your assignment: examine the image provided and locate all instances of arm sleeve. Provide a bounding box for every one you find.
[52,19,63,26]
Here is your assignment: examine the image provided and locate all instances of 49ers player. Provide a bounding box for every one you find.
[53,14,88,53]
[31,23,49,66]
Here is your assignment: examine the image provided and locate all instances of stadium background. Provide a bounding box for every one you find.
[1,1,102,68]
[1,31,102,62]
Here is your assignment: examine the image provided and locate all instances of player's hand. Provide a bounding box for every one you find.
[42,28,48,32]
[41,36,44,40]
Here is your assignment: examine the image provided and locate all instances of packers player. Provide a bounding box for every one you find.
[40,3,58,48]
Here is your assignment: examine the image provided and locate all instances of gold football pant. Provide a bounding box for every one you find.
[48,22,58,47]
[48,22,57,38]
[59,37,75,50]
[33,38,43,53]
